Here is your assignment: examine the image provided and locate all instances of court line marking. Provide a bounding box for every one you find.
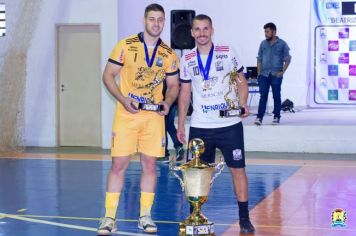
[3,213,355,231]
[3,213,355,232]
[13,214,179,224]
[0,213,149,236]
[1,156,356,168]
[223,223,356,232]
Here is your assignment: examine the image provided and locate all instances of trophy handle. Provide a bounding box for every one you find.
[210,157,225,186]
[171,166,185,192]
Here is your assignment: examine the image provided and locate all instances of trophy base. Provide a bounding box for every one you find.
[138,103,164,112]
[179,222,215,236]
[219,107,245,117]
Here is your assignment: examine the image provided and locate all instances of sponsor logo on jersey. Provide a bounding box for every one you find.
[216,54,228,60]
[171,60,177,70]
[201,91,224,99]
[201,102,228,113]
[158,51,168,58]
[119,50,124,62]
[215,61,224,71]
[128,92,150,103]
[156,57,163,67]
[188,60,197,67]
[182,66,188,78]
[128,46,138,52]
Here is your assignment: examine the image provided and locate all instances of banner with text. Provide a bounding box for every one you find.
[310,0,356,106]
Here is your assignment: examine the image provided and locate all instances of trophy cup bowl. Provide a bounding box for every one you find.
[171,138,224,236]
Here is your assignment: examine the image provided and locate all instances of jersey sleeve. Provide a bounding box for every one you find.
[179,54,192,83]
[165,50,179,76]
[108,40,125,66]
[230,46,244,73]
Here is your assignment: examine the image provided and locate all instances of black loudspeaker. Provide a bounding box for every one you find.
[171,10,195,49]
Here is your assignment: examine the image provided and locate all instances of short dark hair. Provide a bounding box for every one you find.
[144,3,165,18]
[264,22,277,31]
[193,14,213,26]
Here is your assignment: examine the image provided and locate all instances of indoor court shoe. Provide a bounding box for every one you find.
[254,118,262,126]
[239,218,255,234]
[97,217,117,235]
[138,215,157,233]
[157,156,170,163]
[272,117,280,125]
[175,146,185,161]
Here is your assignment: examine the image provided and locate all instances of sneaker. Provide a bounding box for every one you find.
[254,118,262,126]
[175,146,185,161]
[138,215,157,233]
[239,218,255,234]
[272,117,280,125]
[97,217,116,235]
[157,156,170,163]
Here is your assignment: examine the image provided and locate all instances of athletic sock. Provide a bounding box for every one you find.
[140,191,155,217]
[238,201,250,220]
[104,192,120,219]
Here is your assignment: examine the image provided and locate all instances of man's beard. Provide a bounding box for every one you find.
[146,26,161,38]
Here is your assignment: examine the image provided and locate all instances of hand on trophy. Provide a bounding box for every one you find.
[158,101,170,116]
[120,97,139,114]
[240,105,250,118]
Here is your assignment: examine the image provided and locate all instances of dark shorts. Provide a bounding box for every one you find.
[187,122,245,168]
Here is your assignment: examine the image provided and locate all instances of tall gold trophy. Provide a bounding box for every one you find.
[172,138,224,236]
[219,68,245,117]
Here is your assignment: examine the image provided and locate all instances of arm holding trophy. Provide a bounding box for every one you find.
[102,59,139,114]
[235,70,249,118]
[159,71,180,116]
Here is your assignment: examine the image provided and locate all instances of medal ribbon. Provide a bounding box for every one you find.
[143,33,161,67]
[197,44,214,80]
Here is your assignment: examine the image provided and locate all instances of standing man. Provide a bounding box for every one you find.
[254,22,291,125]
[163,99,185,161]
[177,14,255,234]
[158,81,184,162]
[97,4,179,235]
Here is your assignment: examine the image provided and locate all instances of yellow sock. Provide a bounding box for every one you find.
[140,191,155,217]
[105,192,120,219]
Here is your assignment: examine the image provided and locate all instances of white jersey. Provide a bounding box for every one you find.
[180,44,244,128]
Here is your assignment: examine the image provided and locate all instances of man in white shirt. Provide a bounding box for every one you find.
[177,14,255,234]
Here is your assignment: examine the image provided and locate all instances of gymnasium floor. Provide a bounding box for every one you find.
[0,149,355,236]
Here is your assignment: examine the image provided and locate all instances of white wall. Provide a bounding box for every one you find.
[118,0,310,106]
[24,0,310,148]
[25,0,118,147]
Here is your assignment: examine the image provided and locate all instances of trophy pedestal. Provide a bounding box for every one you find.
[219,107,245,117]
[179,222,215,236]
[138,103,164,112]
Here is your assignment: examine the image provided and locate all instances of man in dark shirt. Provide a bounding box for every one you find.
[255,22,291,125]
